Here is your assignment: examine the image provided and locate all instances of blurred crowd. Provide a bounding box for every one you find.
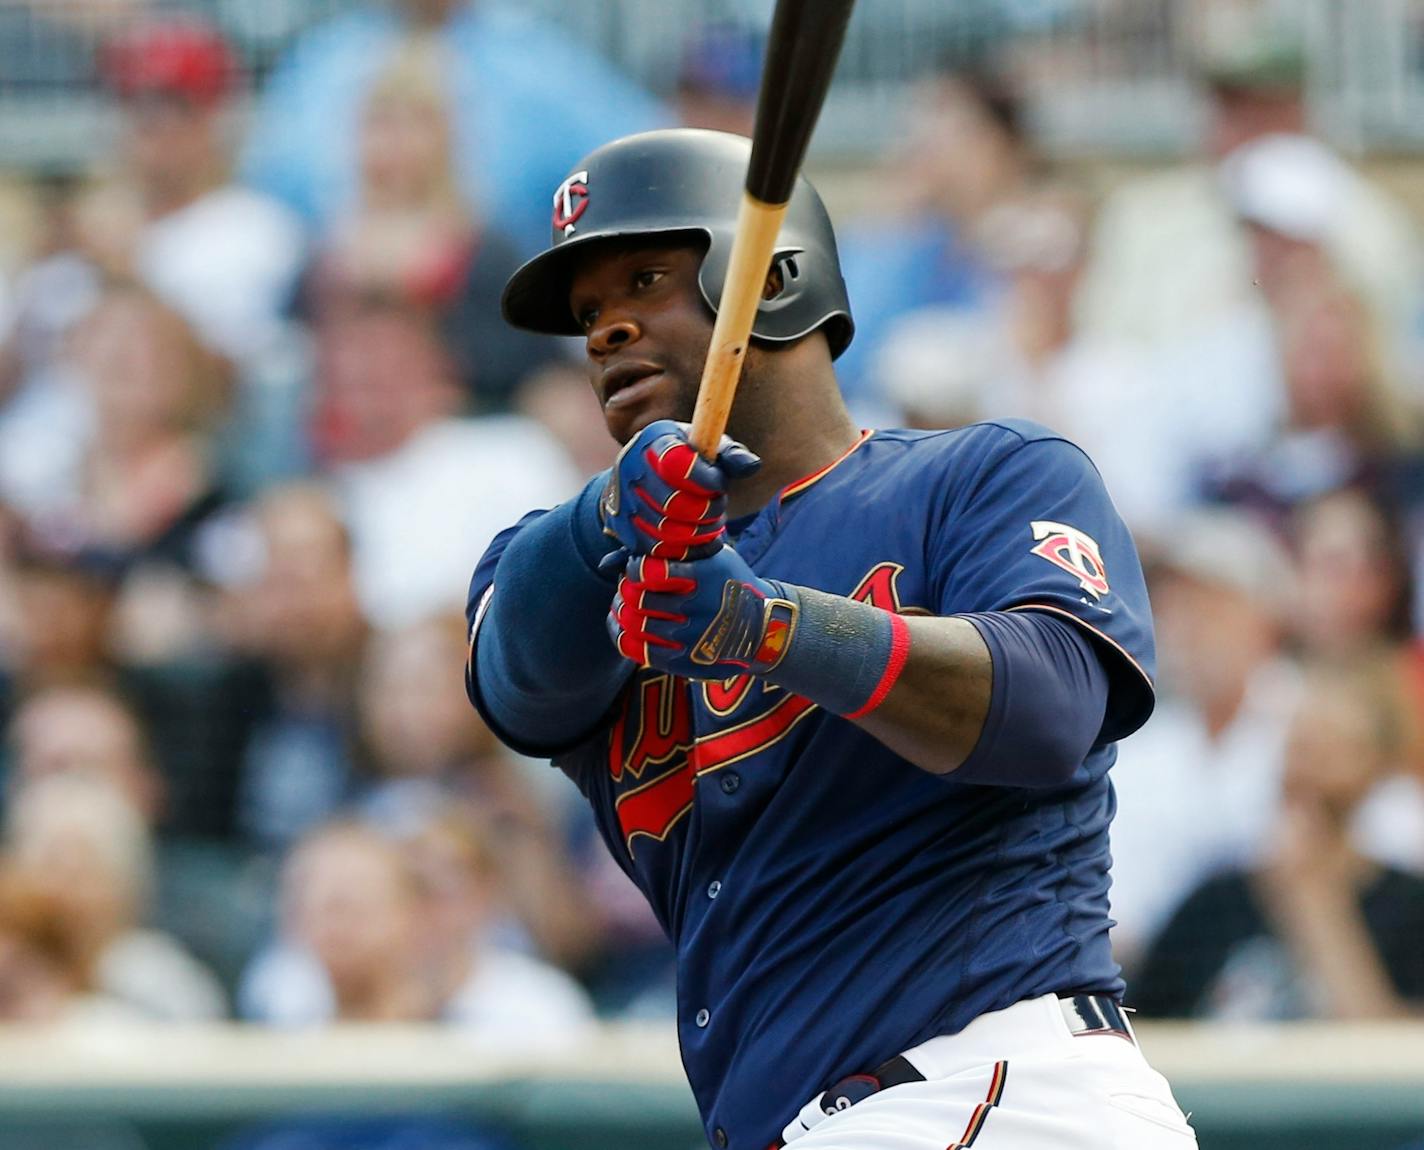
[0,0,1422,1073]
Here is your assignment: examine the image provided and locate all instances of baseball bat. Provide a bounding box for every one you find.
[688,0,856,458]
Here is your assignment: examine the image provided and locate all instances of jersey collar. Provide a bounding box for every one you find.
[780,429,875,504]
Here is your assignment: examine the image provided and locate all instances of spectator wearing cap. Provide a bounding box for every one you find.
[96,17,306,373]
[239,0,669,255]
[1078,1,1421,369]
[674,22,763,136]
[1221,133,1423,423]
[1084,67,1423,534]
[94,15,309,492]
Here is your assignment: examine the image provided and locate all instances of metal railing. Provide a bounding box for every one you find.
[0,1020,1420,1150]
[4,1,1424,169]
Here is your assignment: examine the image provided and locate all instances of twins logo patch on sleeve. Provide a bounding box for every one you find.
[1029,520,1109,599]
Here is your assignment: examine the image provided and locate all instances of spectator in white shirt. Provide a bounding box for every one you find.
[310,297,579,629]
[1110,509,1303,968]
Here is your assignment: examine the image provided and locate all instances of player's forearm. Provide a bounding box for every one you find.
[764,593,1107,781]
[473,476,631,747]
[848,613,994,774]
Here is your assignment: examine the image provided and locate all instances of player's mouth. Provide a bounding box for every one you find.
[600,361,665,409]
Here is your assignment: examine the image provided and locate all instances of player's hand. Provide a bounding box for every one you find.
[608,548,798,679]
[598,419,760,565]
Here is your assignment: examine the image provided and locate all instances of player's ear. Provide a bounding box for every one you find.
[761,263,785,301]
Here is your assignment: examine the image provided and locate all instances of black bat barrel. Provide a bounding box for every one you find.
[744,0,857,206]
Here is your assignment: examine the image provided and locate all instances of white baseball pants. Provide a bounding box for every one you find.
[779,994,1198,1149]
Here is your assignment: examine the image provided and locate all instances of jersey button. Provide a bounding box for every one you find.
[713,1127,728,1148]
[695,1008,711,1028]
[707,880,721,900]
[719,772,741,794]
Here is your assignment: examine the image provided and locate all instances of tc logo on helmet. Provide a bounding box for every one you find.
[553,170,590,238]
[1029,520,1110,599]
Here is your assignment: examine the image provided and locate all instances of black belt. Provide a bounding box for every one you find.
[768,994,1134,1149]
[1059,992,1136,1043]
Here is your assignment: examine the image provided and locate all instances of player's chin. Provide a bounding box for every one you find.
[604,384,696,445]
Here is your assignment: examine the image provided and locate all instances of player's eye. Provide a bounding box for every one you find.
[634,268,666,290]
[576,306,599,331]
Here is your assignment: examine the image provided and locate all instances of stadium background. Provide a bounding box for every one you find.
[0,1,1422,1148]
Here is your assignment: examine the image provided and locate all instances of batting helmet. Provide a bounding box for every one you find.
[501,129,854,358]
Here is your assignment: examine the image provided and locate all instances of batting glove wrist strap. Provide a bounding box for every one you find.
[763,585,911,719]
[572,474,625,583]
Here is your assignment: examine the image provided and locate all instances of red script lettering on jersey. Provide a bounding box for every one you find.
[610,561,907,854]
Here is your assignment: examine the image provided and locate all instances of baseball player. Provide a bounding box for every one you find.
[466,129,1198,1150]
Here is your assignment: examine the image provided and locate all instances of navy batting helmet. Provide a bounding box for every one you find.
[501,129,855,359]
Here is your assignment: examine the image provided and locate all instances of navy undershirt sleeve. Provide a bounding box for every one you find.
[953,609,1109,788]
[472,476,633,755]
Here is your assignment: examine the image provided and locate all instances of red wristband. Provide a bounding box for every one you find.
[846,612,911,720]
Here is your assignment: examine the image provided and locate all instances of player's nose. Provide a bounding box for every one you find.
[586,308,642,360]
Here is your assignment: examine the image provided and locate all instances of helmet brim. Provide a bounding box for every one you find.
[500,224,712,337]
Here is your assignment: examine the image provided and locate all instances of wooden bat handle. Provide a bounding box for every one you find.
[689,193,789,458]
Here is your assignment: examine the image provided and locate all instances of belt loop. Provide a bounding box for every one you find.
[1059,993,1136,1045]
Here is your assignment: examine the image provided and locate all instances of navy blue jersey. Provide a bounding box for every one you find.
[467,420,1155,1150]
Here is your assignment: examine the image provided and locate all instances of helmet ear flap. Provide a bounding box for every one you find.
[759,249,809,311]
[697,243,812,331]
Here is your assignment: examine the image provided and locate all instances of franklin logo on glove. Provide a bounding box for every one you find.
[691,580,798,669]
